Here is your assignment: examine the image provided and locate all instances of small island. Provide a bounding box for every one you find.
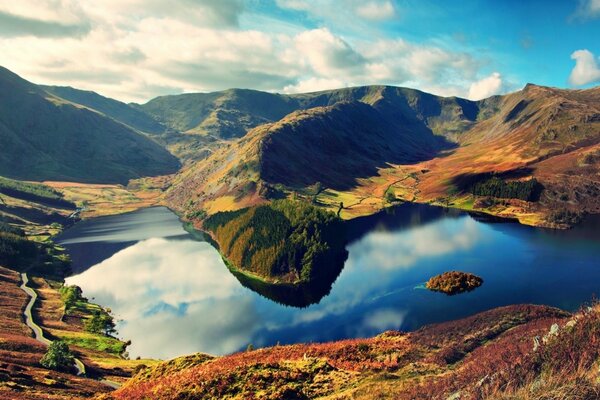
[426,271,483,295]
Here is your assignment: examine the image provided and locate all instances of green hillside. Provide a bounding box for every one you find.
[0,66,179,184]
[139,85,492,143]
[139,89,300,138]
[42,85,166,134]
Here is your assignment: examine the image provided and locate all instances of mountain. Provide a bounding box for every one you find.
[164,85,494,213]
[0,66,179,183]
[166,83,600,228]
[139,89,300,139]
[138,85,488,141]
[42,85,167,134]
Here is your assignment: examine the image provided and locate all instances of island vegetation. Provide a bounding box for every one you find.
[203,199,347,284]
[426,271,483,295]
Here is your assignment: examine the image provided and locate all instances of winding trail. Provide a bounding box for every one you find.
[20,272,86,375]
[19,272,122,389]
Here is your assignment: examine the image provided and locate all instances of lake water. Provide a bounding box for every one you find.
[59,205,600,360]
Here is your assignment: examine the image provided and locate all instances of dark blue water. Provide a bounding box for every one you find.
[60,205,600,359]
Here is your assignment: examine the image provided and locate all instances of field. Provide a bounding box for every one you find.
[44,178,168,218]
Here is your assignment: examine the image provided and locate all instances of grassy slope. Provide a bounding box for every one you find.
[41,86,166,135]
[107,303,600,400]
[0,66,179,184]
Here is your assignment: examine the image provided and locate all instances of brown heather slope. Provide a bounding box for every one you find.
[166,84,600,228]
[0,266,111,399]
[105,303,600,400]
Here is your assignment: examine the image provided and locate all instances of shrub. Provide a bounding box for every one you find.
[384,190,396,203]
[40,341,74,372]
[60,285,84,311]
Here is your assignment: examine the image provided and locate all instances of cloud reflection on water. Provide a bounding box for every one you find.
[346,216,482,271]
[67,237,261,358]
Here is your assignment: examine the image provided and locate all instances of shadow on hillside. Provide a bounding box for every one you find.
[0,204,71,226]
[259,101,458,191]
[451,168,535,190]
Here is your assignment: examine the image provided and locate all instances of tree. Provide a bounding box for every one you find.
[85,310,116,336]
[40,341,74,372]
[385,190,396,203]
[60,285,83,312]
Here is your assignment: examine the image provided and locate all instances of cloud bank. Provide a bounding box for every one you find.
[0,0,508,102]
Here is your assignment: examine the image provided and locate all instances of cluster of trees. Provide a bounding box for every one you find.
[471,177,543,201]
[0,221,37,268]
[547,209,583,226]
[60,285,117,336]
[204,200,346,283]
[84,309,117,336]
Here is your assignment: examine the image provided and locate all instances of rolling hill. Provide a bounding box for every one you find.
[0,66,179,184]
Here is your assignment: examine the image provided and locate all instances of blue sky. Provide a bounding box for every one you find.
[0,0,598,102]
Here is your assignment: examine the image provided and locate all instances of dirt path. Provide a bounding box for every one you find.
[19,272,86,375]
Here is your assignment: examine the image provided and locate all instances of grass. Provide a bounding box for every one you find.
[203,195,240,214]
[52,330,126,355]
[45,181,163,218]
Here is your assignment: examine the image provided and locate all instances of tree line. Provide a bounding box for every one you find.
[471,177,543,201]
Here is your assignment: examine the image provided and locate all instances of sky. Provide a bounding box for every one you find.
[0,0,599,103]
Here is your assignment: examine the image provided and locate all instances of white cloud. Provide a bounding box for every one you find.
[283,77,346,93]
[362,309,406,331]
[355,1,395,21]
[569,49,600,86]
[0,0,506,102]
[66,237,262,358]
[468,72,504,100]
[347,217,482,270]
[571,0,600,20]
[294,28,365,77]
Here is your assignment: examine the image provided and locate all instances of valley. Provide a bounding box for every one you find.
[0,64,598,399]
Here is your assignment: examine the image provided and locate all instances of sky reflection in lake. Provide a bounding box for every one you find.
[64,206,600,359]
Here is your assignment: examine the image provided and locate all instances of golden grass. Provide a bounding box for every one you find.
[44,181,162,218]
